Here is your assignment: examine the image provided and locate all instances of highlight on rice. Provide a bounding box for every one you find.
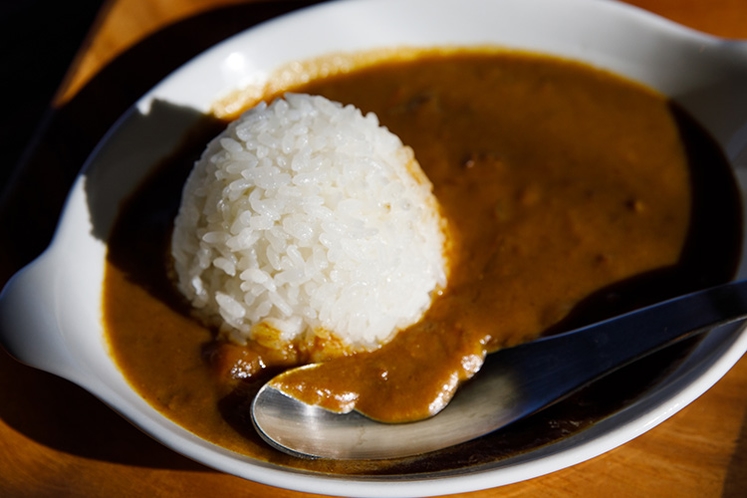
[171,93,449,359]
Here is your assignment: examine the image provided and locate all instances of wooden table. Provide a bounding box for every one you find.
[1,0,747,496]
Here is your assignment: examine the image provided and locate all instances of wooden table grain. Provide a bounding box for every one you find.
[1,0,747,496]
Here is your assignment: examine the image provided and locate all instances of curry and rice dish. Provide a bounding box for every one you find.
[103,49,741,472]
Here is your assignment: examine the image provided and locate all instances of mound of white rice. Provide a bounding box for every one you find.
[171,93,448,356]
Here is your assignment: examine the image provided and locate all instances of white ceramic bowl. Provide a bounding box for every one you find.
[2,0,747,496]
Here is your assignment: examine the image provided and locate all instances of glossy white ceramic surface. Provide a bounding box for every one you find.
[2,0,747,496]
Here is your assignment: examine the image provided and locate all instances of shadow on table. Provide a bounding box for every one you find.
[723,408,747,496]
[0,0,320,469]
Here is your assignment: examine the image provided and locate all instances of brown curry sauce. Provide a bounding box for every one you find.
[103,50,741,473]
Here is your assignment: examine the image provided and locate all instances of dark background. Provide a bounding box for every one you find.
[0,0,105,192]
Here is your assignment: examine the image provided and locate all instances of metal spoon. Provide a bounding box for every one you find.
[251,279,747,460]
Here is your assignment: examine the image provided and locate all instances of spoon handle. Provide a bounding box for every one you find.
[482,279,747,419]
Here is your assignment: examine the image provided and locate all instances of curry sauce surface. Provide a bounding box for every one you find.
[103,50,741,473]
